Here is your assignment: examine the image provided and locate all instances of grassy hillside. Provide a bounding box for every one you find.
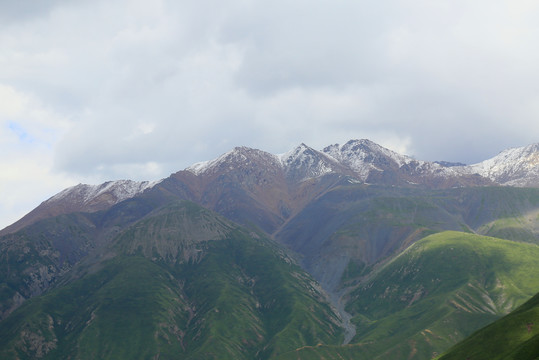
[343,231,539,359]
[0,201,343,359]
[438,291,539,360]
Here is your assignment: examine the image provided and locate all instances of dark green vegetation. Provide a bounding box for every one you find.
[438,291,539,360]
[0,202,342,359]
[0,212,100,321]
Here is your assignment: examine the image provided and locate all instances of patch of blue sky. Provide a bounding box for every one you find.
[7,121,35,144]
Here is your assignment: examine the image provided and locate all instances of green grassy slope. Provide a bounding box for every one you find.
[437,289,539,359]
[177,233,343,359]
[346,231,539,359]
[0,201,343,360]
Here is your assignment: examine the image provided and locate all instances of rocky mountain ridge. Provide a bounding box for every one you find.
[180,139,539,189]
[0,180,159,236]
[3,139,538,236]
[184,139,539,187]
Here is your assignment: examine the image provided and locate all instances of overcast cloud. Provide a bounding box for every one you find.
[1,0,539,229]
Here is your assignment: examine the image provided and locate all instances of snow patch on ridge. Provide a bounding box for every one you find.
[186,149,236,175]
[48,179,160,205]
[182,140,539,187]
[186,147,282,176]
[322,139,420,180]
[280,143,339,181]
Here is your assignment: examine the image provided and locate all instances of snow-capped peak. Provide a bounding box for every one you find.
[48,179,159,206]
[182,140,539,188]
[326,139,414,166]
[279,143,314,165]
[279,143,344,181]
[321,139,418,180]
[186,146,282,176]
[469,143,539,186]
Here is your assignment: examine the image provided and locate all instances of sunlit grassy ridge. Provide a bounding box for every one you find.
[346,231,539,359]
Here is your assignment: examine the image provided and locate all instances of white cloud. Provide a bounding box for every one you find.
[0,85,76,229]
[0,152,76,230]
[1,0,539,229]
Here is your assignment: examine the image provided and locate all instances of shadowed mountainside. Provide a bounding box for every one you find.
[0,201,343,360]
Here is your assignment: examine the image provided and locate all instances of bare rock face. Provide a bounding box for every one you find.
[17,315,58,359]
[0,291,25,321]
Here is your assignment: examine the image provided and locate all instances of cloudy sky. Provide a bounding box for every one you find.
[1,0,539,229]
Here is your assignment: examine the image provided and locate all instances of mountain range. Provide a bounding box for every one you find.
[1,139,539,359]
[5,140,539,237]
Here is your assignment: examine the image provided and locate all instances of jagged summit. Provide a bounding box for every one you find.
[187,139,420,183]
[182,139,539,189]
[324,139,408,163]
[279,143,348,182]
[322,139,415,180]
[186,146,280,176]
